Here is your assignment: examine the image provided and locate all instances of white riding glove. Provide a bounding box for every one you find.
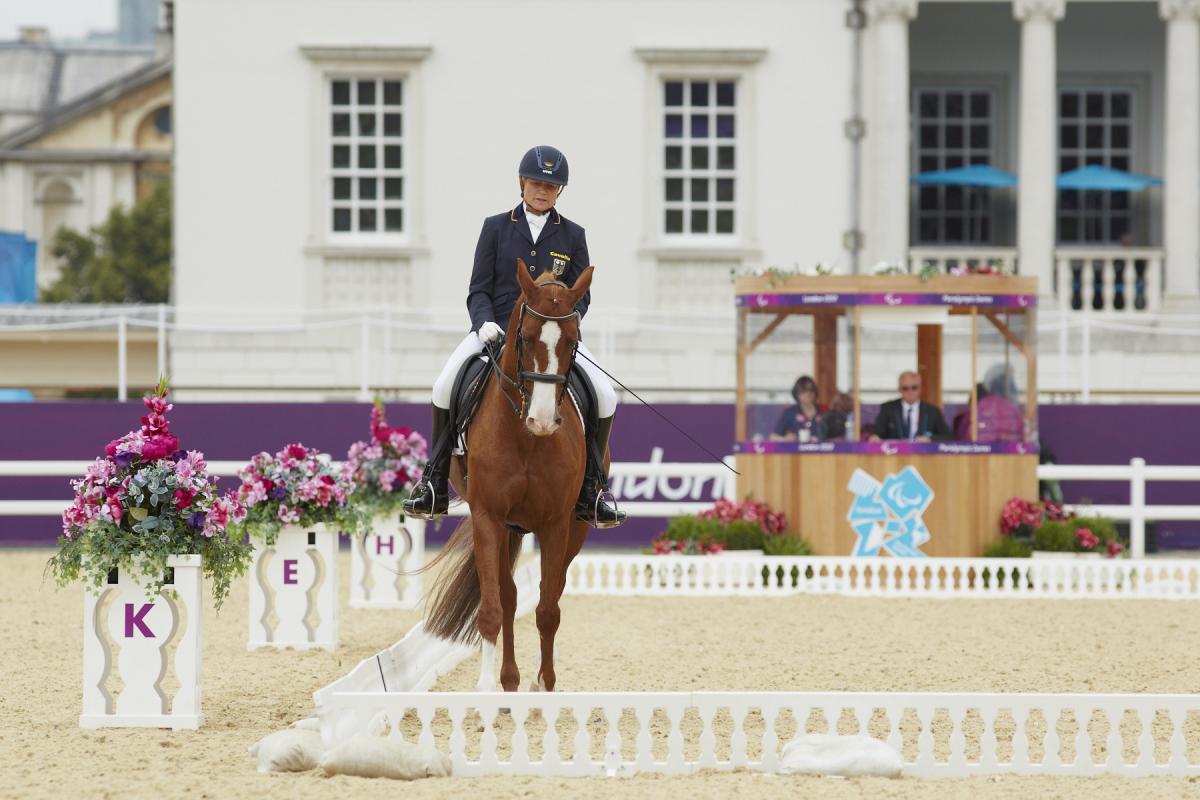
[477,321,504,345]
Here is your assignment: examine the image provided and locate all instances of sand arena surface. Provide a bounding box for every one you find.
[4,547,1200,799]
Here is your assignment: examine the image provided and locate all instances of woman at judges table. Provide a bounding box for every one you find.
[770,375,826,441]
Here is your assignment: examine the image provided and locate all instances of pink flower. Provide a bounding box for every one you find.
[140,434,179,461]
[1075,527,1099,550]
[1106,541,1125,558]
[277,505,300,524]
[285,443,308,460]
[173,488,195,509]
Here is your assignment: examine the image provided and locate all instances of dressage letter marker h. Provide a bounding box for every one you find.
[81,555,203,729]
[248,524,338,651]
[350,515,425,609]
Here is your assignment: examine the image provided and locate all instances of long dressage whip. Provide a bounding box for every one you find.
[574,350,740,476]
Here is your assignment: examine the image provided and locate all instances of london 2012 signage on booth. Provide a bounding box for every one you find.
[846,466,934,557]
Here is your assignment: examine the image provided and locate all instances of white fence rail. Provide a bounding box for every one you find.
[316,689,1200,777]
[0,460,735,522]
[564,554,1200,599]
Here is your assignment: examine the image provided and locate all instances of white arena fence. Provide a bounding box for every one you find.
[315,689,1200,778]
[564,554,1200,599]
[2,457,1197,559]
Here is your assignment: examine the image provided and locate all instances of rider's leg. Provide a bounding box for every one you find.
[572,341,626,528]
[403,332,484,519]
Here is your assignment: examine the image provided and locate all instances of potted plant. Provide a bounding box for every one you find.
[342,401,428,608]
[1031,517,1124,559]
[233,442,361,650]
[48,379,250,729]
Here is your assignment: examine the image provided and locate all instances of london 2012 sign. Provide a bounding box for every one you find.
[846,466,934,557]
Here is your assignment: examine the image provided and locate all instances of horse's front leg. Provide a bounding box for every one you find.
[471,510,507,691]
[531,516,587,693]
[498,532,520,692]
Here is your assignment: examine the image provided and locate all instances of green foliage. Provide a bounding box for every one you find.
[1033,520,1076,552]
[983,537,1033,558]
[1071,515,1118,544]
[762,534,812,556]
[47,520,250,610]
[664,516,723,542]
[40,180,171,303]
[713,519,766,551]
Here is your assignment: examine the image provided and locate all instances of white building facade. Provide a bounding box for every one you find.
[171,0,1200,401]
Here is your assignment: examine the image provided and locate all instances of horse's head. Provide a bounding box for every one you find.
[513,258,594,436]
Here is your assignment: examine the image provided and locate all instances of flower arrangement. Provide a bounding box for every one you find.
[342,401,428,525]
[232,442,362,545]
[47,379,251,608]
[1033,517,1124,557]
[650,497,807,555]
[999,496,1073,540]
[949,260,1009,276]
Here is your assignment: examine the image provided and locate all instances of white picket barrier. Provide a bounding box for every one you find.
[315,689,1200,777]
[313,559,542,744]
[350,514,425,609]
[564,554,1200,599]
[248,523,339,651]
[81,554,203,729]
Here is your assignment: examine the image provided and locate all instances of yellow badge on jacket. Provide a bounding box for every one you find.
[550,251,571,276]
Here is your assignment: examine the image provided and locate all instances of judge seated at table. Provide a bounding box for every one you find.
[770,375,826,441]
[870,370,952,442]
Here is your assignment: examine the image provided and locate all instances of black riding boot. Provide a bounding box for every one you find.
[575,414,627,528]
[402,405,452,519]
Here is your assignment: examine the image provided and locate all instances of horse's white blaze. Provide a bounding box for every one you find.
[476,639,497,691]
[526,321,560,432]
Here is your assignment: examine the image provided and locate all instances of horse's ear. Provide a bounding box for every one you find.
[568,266,595,302]
[516,258,537,296]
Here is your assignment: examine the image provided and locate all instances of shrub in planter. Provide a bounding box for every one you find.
[763,535,812,556]
[1032,520,1076,552]
[1034,516,1124,557]
[983,537,1033,558]
[715,519,766,551]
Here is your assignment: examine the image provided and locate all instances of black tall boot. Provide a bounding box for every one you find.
[403,405,452,519]
[575,414,626,528]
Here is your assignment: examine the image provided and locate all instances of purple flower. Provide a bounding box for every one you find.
[114,452,135,467]
[270,485,287,500]
[187,510,206,529]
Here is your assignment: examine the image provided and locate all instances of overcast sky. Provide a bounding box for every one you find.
[1,0,117,42]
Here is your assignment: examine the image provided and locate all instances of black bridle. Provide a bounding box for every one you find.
[484,282,580,421]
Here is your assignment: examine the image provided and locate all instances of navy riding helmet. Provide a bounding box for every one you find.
[519,145,569,186]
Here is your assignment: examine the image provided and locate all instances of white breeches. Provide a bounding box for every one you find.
[431,332,617,418]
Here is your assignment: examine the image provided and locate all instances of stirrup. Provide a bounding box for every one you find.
[578,488,625,529]
[402,479,448,519]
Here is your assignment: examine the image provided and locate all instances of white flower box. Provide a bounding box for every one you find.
[350,514,424,609]
[80,555,203,729]
[248,523,338,651]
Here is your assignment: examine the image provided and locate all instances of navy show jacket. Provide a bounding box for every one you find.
[466,203,592,332]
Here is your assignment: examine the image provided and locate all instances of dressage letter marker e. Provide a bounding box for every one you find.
[283,559,298,584]
[124,603,155,638]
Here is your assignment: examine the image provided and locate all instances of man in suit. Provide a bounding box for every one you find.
[870,371,952,442]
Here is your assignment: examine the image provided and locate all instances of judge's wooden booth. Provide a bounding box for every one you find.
[734,274,1039,557]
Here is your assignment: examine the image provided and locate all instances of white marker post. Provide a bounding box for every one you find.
[350,514,424,609]
[80,555,203,729]
[248,523,338,651]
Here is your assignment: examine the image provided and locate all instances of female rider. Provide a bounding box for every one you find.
[403,145,624,528]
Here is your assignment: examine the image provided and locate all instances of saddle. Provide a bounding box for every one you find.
[447,350,600,479]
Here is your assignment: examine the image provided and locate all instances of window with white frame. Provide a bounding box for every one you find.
[662,79,737,236]
[329,77,404,235]
[1057,87,1134,244]
[912,88,995,244]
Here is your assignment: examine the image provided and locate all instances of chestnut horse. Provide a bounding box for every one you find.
[425,259,596,692]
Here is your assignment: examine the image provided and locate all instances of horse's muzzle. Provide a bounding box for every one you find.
[525,416,561,436]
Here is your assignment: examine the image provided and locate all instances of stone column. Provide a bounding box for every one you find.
[1014,0,1064,297]
[1161,0,1200,307]
[869,0,918,267]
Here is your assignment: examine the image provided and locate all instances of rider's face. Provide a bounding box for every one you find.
[521,178,561,214]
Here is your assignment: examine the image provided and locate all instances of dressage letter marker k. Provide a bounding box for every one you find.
[375,536,394,556]
[124,603,155,638]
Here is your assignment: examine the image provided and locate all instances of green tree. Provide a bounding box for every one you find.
[40,179,171,303]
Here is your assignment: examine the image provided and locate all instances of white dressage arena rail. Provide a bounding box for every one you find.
[0,460,734,521]
[315,689,1200,777]
[564,554,1200,599]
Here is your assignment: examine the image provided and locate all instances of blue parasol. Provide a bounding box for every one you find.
[1056,165,1163,191]
[911,164,1017,188]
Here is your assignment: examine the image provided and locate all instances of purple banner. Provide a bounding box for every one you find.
[737,292,1037,308]
[3,401,1198,550]
[734,440,1037,455]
